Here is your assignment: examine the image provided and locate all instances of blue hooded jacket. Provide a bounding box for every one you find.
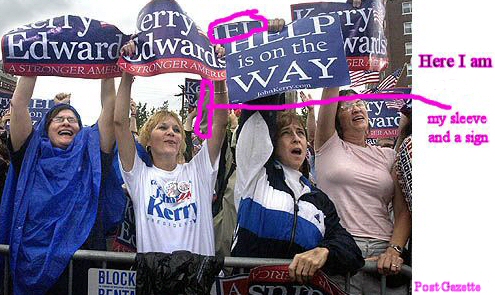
[0,104,125,295]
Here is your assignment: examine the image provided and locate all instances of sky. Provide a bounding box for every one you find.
[0,0,331,124]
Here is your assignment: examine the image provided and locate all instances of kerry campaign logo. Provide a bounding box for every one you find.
[147,180,197,223]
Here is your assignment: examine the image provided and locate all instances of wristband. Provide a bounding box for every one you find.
[388,244,403,254]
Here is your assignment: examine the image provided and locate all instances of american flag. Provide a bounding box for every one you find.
[349,70,380,87]
[385,100,406,110]
[372,5,386,29]
[360,67,404,94]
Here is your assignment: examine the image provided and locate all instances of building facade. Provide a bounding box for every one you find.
[385,0,412,87]
[0,61,17,94]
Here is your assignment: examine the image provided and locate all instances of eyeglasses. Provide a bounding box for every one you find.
[52,116,78,124]
[339,100,367,111]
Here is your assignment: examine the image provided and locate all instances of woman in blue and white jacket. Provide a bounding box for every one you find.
[231,94,364,284]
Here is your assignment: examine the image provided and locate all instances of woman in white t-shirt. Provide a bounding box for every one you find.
[314,88,411,295]
[113,44,228,256]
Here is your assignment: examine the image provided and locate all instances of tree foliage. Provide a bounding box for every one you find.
[135,100,169,131]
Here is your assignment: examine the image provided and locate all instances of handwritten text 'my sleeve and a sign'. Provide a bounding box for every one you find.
[423,53,492,147]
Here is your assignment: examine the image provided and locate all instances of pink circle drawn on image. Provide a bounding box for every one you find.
[207,9,269,44]
[194,78,215,140]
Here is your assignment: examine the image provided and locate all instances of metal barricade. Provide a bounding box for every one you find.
[0,244,411,295]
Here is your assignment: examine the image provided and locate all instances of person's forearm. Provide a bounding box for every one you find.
[11,76,36,110]
[390,173,412,248]
[184,114,194,132]
[213,80,228,127]
[99,78,117,153]
[390,209,412,249]
[114,73,137,172]
[205,80,229,165]
[99,78,116,127]
[10,76,37,151]
[307,107,316,144]
[315,87,339,150]
[114,74,133,127]
[129,115,138,134]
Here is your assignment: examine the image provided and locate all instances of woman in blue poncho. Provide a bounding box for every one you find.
[0,76,124,295]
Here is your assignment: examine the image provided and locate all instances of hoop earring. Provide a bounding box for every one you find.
[146,145,151,153]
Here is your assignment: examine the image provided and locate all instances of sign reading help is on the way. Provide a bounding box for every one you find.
[88,269,136,295]
[224,16,350,103]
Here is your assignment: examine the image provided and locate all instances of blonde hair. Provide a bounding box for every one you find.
[138,110,186,163]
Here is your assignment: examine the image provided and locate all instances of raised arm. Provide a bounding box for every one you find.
[9,76,36,152]
[314,87,339,150]
[114,72,137,172]
[207,80,228,166]
[98,78,116,153]
[207,45,228,166]
[129,98,138,136]
[394,113,411,152]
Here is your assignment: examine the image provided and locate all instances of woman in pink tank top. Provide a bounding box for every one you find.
[314,87,411,295]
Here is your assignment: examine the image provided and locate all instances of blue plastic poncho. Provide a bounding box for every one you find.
[0,104,124,295]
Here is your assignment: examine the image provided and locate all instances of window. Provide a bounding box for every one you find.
[403,22,412,35]
[407,63,412,77]
[402,2,412,15]
[405,42,412,56]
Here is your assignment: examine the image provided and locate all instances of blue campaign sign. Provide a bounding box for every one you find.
[185,78,201,107]
[1,15,130,78]
[291,0,388,71]
[213,21,264,41]
[366,88,411,138]
[29,99,54,126]
[112,197,137,252]
[224,16,350,104]
[118,0,226,81]
[0,91,12,117]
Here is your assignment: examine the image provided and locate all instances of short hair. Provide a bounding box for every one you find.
[276,111,306,138]
[338,89,357,97]
[138,110,186,163]
[274,111,308,150]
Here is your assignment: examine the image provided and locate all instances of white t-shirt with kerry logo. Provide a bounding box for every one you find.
[119,141,219,255]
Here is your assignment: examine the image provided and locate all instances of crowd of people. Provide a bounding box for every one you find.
[0,15,412,295]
